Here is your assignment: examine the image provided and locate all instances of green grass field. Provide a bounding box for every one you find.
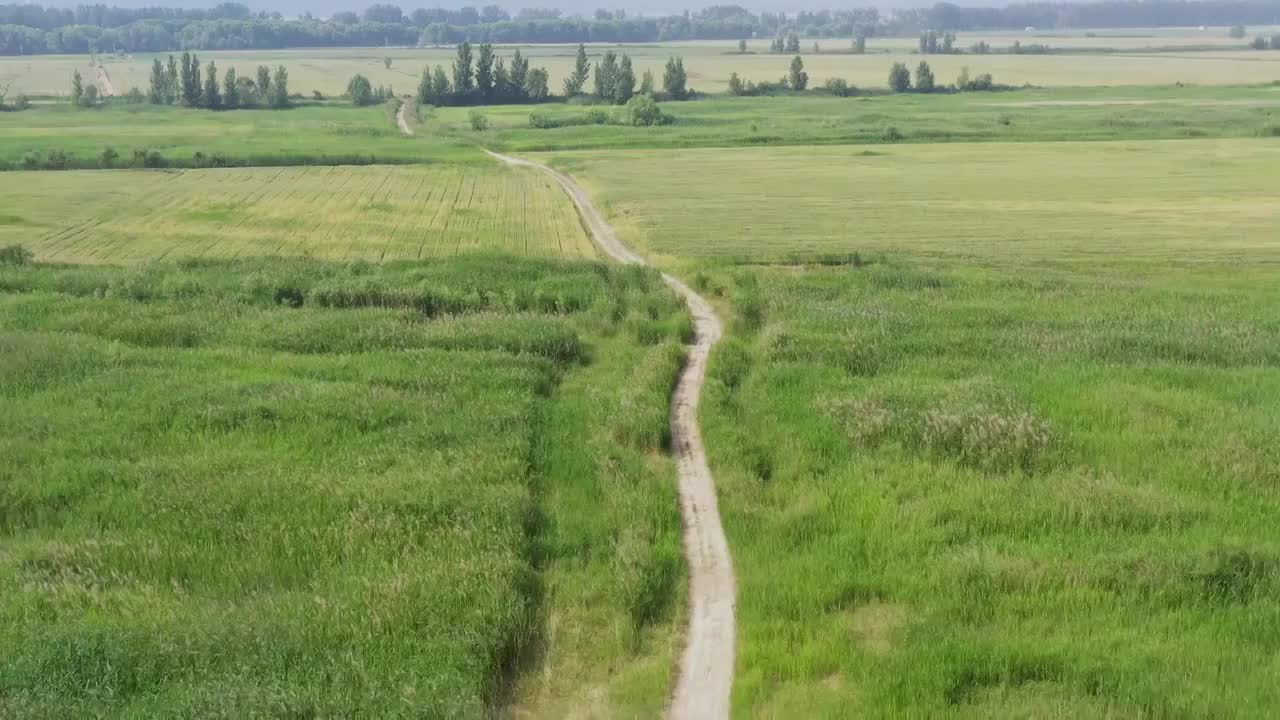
[469,83,1280,151]
[542,135,1280,716]
[0,254,689,717]
[0,102,476,169]
[703,258,1280,717]
[538,138,1279,263]
[4,27,1280,718]
[0,164,593,263]
[3,81,1277,171]
[5,30,1280,99]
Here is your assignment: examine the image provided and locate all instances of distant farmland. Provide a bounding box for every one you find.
[1,165,595,263]
[544,138,1280,264]
[5,32,1280,99]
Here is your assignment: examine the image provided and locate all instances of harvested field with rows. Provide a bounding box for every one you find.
[1,164,594,263]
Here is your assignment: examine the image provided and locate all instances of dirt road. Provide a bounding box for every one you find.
[94,65,116,97]
[486,151,736,719]
[396,96,414,136]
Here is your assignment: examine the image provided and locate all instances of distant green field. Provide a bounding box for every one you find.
[465,84,1280,152]
[3,82,1277,171]
[702,257,1280,717]
[548,136,1280,716]
[0,102,476,169]
[0,164,593,263]
[0,255,689,717]
[4,31,1280,99]
[540,138,1279,264]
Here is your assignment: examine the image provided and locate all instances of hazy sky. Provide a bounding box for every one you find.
[36,0,1026,17]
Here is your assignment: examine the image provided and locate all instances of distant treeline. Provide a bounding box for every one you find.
[2,0,1279,55]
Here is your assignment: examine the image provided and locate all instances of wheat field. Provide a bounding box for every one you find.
[1,164,594,263]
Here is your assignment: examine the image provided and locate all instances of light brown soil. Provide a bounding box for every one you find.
[94,65,116,97]
[396,96,414,135]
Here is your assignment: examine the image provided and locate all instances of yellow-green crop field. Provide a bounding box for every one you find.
[0,164,594,263]
[545,138,1280,265]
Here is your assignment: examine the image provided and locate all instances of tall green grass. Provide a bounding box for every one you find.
[0,254,688,716]
[700,259,1280,716]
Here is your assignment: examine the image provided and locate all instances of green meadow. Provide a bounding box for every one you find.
[0,101,473,169]
[538,135,1280,715]
[471,83,1280,151]
[702,257,1280,716]
[535,138,1280,263]
[0,255,690,716]
[2,27,1279,719]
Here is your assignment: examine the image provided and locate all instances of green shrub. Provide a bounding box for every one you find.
[0,244,34,265]
[133,148,164,168]
[823,77,855,97]
[469,110,489,131]
[618,95,673,127]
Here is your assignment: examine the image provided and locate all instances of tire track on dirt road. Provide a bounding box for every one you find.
[94,64,116,97]
[396,96,414,136]
[486,150,736,720]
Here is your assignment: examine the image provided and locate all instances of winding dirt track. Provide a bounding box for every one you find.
[396,96,414,135]
[486,151,736,719]
[95,65,116,97]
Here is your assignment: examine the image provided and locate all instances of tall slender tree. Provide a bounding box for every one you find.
[475,42,494,100]
[203,60,220,109]
[256,65,271,97]
[493,57,509,100]
[223,67,238,109]
[662,56,687,99]
[452,41,474,96]
[180,52,202,106]
[563,43,589,96]
[639,69,655,96]
[594,50,619,101]
[914,61,935,93]
[430,65,451,102]
[164,54,179,103]
[788,55,808,90]
[416,66,433,104]
[509,50,528,96]
[270,65,289,108]
[70,69,83,105]
[524,67,549,102]
[614,54,635,104]
[148,58,166,103]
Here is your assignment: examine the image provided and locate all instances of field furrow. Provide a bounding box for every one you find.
[1,165,594,263]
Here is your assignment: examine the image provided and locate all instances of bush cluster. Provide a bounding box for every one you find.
[527,95,673,130]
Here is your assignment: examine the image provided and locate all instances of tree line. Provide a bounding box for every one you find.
[138,52,290,109]
[725,55,1001,96]
[414,43,688,108]
[6,0,1278,55]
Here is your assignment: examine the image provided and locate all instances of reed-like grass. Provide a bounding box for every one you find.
[699,259,1280,716]
[0,254,689,717]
